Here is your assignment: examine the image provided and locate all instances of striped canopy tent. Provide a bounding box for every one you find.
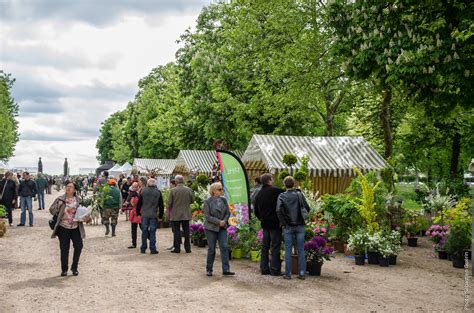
[173,150,243,177]
[133,158,176,177]
[242,134,387,195]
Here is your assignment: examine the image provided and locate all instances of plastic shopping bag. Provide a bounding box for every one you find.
[74,206,92,222]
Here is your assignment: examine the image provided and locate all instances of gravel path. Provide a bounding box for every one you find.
[0,190,471,312]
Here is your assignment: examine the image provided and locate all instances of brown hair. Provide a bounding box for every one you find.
[283,176,295,189]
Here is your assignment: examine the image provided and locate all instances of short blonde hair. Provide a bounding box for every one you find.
[209,182,223,196]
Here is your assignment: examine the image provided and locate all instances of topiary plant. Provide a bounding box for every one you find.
[282,154,298,168]
[278,170,290,181]
[196,174,209,188]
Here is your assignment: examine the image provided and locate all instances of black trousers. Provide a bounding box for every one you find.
[57,226,83,272]
[131,223,142,246]
[172,220,190,252]
[260,227,282,274]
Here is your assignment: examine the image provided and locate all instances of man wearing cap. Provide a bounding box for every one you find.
[101,179,122,236]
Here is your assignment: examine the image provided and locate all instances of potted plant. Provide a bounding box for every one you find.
[367,232,383,264]
[347,228,369,266]
[227,225,242,259]
[249,230,263,262]
[377,235,393,267]
[304,235,334,276]
[445,218,471,268]
[403,221,420,247]
[387,230,402,265]
[0,205,7,238]
[190,223,206,247]
[426,224,449,259]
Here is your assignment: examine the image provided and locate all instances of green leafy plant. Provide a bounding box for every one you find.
[282,154,297,168]
[0,204,6,218]
[353,167,381,234]
[320,193,361,242]
[196,174,209,188]
[445,218,471,257]
[347,228,369,254]
[278,170,290,181]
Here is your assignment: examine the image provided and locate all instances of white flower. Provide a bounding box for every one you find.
[453,52,459,60]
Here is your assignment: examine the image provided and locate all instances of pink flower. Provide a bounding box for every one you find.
[330,223,336,230]
[321,227,327,233]
[443,225,449,231]
[314,227,320,234]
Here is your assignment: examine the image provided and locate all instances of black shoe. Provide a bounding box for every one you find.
[166,246,173,250]
[140,250,146,254]
[150,251,159,255]
[283,275,291,280]
[270,272,283,276]
[185,250,192,253]
[261,270,271,275]
[170,250,180,254]
[297,275,305,280]
[128,245,136,249]
[223,271,235,276]
[17,224,25,227]
[61,272,67,277]
[72,270,79,276]
[206,271,213,277]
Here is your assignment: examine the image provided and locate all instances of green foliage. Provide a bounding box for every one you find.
[0,71,19,161]
[196,174,209,188]
[278,170,290,181]
[347,228,369,254]
[445,218,471,256]
[0,204,6,218]
[353,168,381,234]
[320,194,361,241]
[294,171,307,183]
[282,154,298,168]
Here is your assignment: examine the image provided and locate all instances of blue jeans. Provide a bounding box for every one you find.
[20,196,33,225]
[283,225,306,277]
[205,228,230,273]
[37,190,45,209]
[141,217,158,253]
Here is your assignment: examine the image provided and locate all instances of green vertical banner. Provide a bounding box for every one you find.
[216,150,250,226]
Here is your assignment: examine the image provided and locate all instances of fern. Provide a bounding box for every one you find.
[353,167,380,234]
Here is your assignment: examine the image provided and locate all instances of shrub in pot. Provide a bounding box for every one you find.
[445,217,471,269]
[0,205,7,238]
[387,230,402,265]
[347,228,369,266]
[367,232,384,264]
[426,224,449,259]
[304,235,334,276]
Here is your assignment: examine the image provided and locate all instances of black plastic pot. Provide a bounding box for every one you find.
[354,254,365,266]
[198,238,206,247]
[452,255,465,268]
[367,251,380,265]
[308,261,323,276]
[407,237,418,247]
[438,250,448,260]
[389,255,397,265]
[379,256,390,267]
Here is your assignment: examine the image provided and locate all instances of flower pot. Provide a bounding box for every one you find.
[307,261,323,276]
[378,256,390,267]
[354,253,365,266]
[232,248,242,259]
[198,238,206,247]
[0,221,6,238]
[389,255,397,265]
[407,237,418,247]
[250,250,260,262]
[192,238,198,246]
[333,240,345,253]
[438,250,448,260]
[291,254,299,275]
[448,253,452,261]
[367,251,380,265]
[452,255,465,268]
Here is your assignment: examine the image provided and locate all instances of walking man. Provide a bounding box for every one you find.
[18,172,37,226]
[101,179,122,236]
[35,174,48,210]
[168,175,194,253]
[254,173,284,276]
[137,178,164,254]
[0,171,18,226]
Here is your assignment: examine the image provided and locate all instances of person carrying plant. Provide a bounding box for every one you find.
[101,179,122,236]
[254,173,284,276]
[276,176,310,280]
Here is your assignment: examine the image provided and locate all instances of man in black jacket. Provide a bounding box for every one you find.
[0,172,18,226]
[254,173,284,275]
[137,178,164,254]
[18,172,37,227]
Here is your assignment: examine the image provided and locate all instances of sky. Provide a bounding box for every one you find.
[0,0,211,175]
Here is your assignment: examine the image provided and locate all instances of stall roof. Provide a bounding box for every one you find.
[174,150,243,175]
[242,134,387,177]
[133,158,176,175]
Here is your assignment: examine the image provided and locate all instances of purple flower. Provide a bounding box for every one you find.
[312,236,326,249]
[323,247,334,255]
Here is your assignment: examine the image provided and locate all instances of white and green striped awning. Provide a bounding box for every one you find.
[174,150,243,175]
[133,159,176,176]
[242,135,387,177]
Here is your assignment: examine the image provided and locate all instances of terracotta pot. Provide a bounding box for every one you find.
[333,241,345,253]
[291,254,299,275]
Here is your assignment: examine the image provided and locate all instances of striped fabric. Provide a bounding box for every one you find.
[133,159,176,176]
[174,150,243,175]
[242,135,386,177]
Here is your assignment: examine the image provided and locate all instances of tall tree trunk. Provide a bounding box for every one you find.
[325,115,334,136]
[380,88,393,159]
[449,131,461,179]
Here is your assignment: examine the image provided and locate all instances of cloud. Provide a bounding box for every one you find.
[0,0,209,27]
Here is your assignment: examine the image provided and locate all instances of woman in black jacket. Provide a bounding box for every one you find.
[0,172,18,226]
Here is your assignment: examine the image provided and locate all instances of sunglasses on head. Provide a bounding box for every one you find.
[217,188,223,191]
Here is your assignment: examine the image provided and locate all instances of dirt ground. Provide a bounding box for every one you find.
[0,190,471,312]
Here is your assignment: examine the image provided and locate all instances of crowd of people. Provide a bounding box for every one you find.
[1,169,311,280]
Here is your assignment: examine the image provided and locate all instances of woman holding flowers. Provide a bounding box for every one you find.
[203,182,235,277]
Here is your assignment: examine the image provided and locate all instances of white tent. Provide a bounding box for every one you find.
[108,164,122,177]
[117,162,133,177]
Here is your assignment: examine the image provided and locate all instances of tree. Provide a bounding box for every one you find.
[0,71,19,161]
